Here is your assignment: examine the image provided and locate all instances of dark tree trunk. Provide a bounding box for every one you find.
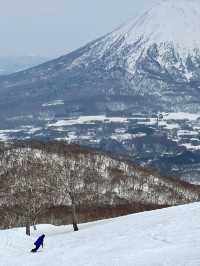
[26,223,30,236]
[33,224,37,231]
[25,215,31,236]
[72,203,79,231]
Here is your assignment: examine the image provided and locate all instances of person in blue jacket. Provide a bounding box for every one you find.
[31,234,45,252]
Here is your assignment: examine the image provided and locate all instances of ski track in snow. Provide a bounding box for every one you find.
[1,203,200,265]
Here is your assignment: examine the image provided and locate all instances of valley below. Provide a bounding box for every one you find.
[1,111,200,184]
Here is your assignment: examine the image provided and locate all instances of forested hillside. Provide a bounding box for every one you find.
[0,141,199,233]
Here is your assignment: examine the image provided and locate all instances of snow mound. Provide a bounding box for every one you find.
[1,203,200,266]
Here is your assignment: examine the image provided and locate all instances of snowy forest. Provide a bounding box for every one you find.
[0,140,199,235]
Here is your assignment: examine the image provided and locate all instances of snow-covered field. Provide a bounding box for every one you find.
[1,112,200,151]
[1,203,200,266]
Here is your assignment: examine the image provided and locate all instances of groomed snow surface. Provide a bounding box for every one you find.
[1,203,200,266]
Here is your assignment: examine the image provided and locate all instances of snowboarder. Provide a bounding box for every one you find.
[31,234,45,253]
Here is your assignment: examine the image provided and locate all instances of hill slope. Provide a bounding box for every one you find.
[1,202,200,266]
[1,141,199,229]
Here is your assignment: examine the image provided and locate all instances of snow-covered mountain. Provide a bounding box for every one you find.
[0,0,200,114]
[1,0,200,183]
[73,0,200,75]
[1,0,200,118]
[1,202,200,266]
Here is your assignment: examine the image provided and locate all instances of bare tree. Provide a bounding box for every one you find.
[56,154,87,231]
[1,147,54,235]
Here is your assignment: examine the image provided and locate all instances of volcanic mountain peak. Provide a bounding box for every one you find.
[70,0,200,74]
[1,0,200,120]
[113,0,200,49]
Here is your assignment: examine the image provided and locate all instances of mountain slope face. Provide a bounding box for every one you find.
[0,141,199,229]
[1,0,200,119]
[1,203,200,266]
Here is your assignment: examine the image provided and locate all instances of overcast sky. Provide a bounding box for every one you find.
[0,0,157,58]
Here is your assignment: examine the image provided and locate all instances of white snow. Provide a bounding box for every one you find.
[42,100,64,107]
[0,129,23,141]
[158,120,180,130]
[109,0,200,58]
[70,0,200,75]
[181,143,200,150]
[130,0,200,50]
[163,112,200,121]
[0,133,9,141]
[137,118,157,126]
[0,127,42,137]
[111,133,146,141]
[48,116,130,127]
[48,113,200,129]
[164,123,180,130]
[178,130,199,136]
[0,129,22,134]
[20,126,42,134]
[114,128,126,134]
[185,70,193,81]
[1,203,200,266]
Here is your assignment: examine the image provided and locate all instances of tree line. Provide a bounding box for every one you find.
[0,140,199,235]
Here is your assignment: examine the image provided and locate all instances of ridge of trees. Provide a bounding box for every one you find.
[0,140,199,235]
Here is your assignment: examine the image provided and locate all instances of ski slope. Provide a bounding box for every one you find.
[1,203,200,266]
